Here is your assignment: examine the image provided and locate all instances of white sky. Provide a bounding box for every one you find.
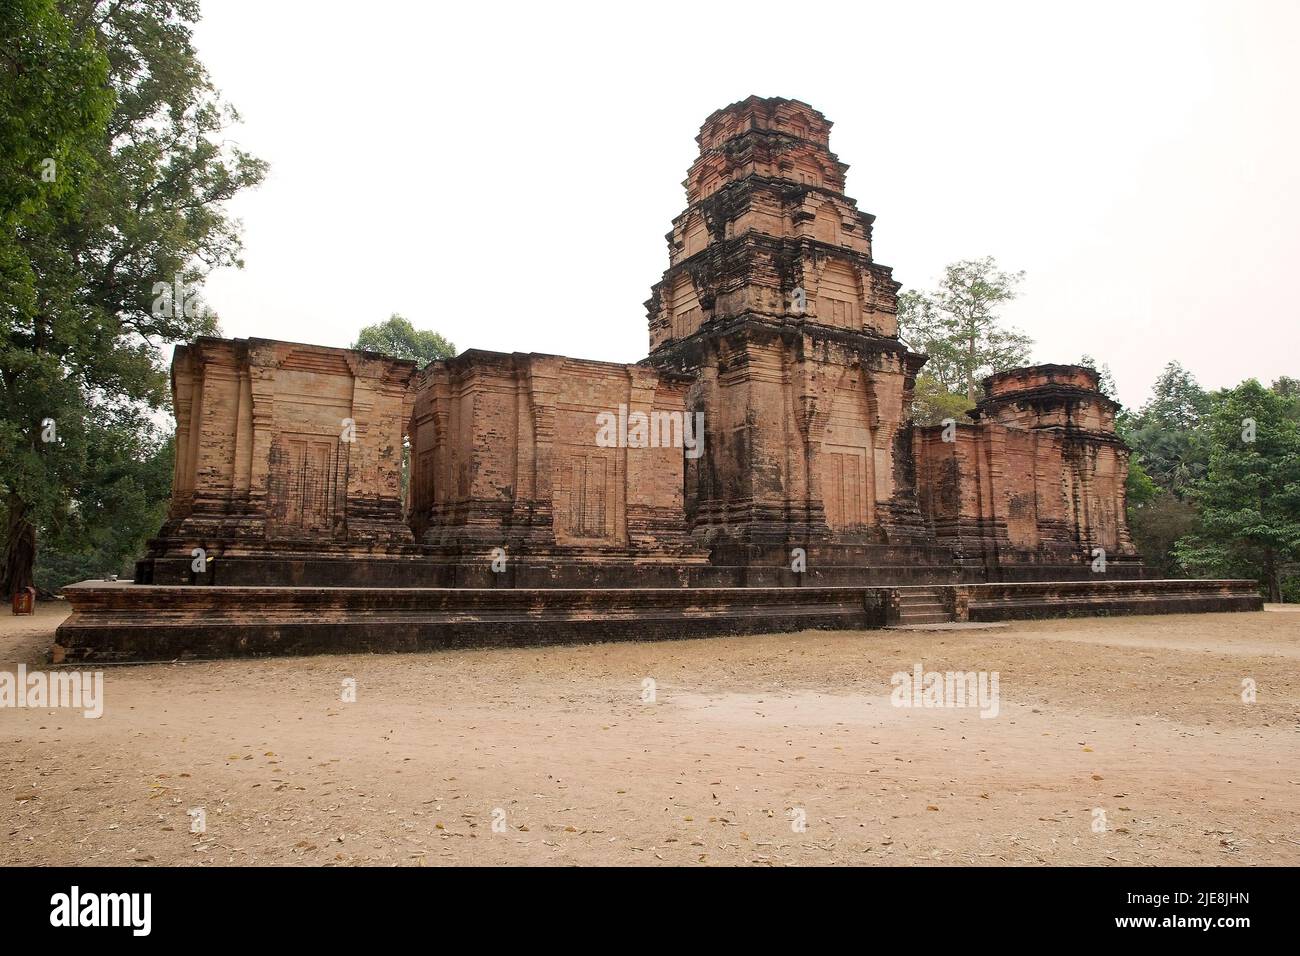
[190,0,1299,410]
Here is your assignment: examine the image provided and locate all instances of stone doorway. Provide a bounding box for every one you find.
[267,434,347,536]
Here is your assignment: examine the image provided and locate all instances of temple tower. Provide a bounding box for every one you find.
[644,96,931,558]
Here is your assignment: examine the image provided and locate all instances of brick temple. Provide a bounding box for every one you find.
[56,97,1259,661]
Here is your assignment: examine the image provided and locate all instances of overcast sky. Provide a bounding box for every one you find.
[190,0,1298,409]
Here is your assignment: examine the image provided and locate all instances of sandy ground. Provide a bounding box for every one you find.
[1,602,1297,866]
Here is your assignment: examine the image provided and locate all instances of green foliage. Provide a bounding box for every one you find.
[1282,575,1300,604]
[1128,491,1199,578]
[353,314,456,367]
[1272,375,1300,421]
[1078,353,1118,401]
[909,372,974,427]
[1140,361,1210,429]
[1174,380,1300,601]
[1,0,267,595]
[1125,456,1158,509]
[898,257,1032,404]
[1,0,112,320]
[1124,366,1299,595]
[1125,361,1210,498]
[35,410,173,591]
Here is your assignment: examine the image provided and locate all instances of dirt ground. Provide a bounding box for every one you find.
[2,602,1297,866]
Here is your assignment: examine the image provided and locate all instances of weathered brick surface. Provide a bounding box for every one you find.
[55,581,880,662]
[957,579,1262,620]
[142,338,419,585]
[54,578,1261,663]
[408,350,705,567]
[913,365,1136,572]
[644,97,928,554]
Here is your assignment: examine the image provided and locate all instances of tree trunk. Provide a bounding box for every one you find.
[967,329,977,404]
[1,492,36,600]
[1266,559,1281,604]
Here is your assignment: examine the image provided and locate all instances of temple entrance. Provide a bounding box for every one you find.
[267,434,347,535]
[822,445,868,530]
[816,372,876,532]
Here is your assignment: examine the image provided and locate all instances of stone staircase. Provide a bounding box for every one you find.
[894,587,953,625]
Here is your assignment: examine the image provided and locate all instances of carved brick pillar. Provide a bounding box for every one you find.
[621,368,653,547]
[169,350,198,519]
[231,363,253,506]
[795,369,832,541]
[975,421,1012,562]
[245,344,278,527]
[874,351,931,542]
[520,356,559,544]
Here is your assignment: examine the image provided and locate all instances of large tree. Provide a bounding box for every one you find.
[0,0,267,597]
[1127,490,1200,579]
[898,257,1033,421]
[353,313,456,366]
[1120,362,1214,576]
[2,0,112,598]
[1125,361,1211,497]
[1175,380,1300,602]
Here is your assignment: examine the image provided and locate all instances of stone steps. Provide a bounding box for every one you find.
[895,587,953,625]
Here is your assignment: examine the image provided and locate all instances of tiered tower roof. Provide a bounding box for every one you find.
[646,96,900,353]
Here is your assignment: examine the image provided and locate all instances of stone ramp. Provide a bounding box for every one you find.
[54,579,1264,663]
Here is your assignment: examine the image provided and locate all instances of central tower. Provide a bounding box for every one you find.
[644,96,931,560]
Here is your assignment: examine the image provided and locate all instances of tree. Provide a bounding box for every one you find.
[1127,491,1200,578]
[1,0,267,598]
[897,257,1032,405]
[1,0,111,323]
[2,0,112,599]
[1079,354,1118,401]
[1175,380,1300,602]
[33,408,173,592]
[908,373,975,427]
[1272,376,1300,422]
[1125,361,1210,497]
[353,314,456,366]
[1138,361,1210,430]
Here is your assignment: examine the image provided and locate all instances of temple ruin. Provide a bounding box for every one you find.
[56,96,1260,661]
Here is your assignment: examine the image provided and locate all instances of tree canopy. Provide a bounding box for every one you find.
[898,256,1033,424]
[1174,380,1300,602]
[353,314,456,367]
[1,0,267,596]
[1125,361,1211,498]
